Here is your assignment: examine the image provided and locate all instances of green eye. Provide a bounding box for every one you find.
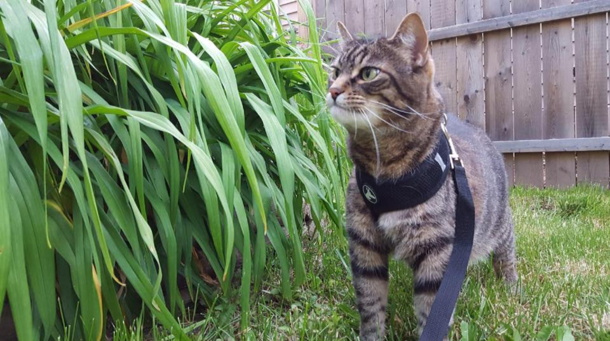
[361,67,380,81]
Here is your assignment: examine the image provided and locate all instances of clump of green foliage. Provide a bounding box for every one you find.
[0,0,347,340]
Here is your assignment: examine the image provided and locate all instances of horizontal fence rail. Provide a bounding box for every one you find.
[494,137,610,153]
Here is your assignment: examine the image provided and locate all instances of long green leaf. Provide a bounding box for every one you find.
[0,119,11,316]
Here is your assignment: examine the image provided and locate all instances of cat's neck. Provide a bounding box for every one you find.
[348,115,443,180]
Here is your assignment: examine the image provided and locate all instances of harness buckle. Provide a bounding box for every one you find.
[441,114,463,169]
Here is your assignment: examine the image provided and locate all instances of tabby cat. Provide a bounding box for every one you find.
[327,13,518,340]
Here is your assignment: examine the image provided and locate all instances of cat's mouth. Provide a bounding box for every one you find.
[328,103,384,133]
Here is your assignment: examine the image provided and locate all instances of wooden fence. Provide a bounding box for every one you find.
[311,0,610,188]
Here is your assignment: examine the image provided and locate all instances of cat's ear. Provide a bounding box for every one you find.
[391,13,429,67]
[337,21,353,50]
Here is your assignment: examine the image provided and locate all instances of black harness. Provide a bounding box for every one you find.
[355,124,475,341]
[356,131,450,214]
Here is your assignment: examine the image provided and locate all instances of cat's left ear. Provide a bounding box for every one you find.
[391,13,429,68]
[337,21,353,50]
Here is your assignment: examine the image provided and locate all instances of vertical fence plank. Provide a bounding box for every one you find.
[504,154,515,187]
[313,0,332,54]
[483,0,514,184]
[456,0,484,128]
[345,0,365,37]
[483,1,512,142]
[512,0,544,187]
[574,10,610,187]
[578,152,610,185]
[541,0,576,188]
[325,0,345,42]
[575,13,608,138]
[546,153,577,187]
[313,0,326,34]
[431,0,457,115]
[385,0,408,36]
[515,153,544,187]
[364,0,385,37]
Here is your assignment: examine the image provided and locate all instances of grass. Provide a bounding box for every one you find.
[144,185,609,341]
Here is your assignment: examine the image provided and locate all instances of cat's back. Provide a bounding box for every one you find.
[446,113,507,189]
[446,114,512,258]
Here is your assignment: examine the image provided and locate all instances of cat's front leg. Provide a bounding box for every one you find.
[412,244,453,340]
[349,230,390,341]
[346,182,391,341]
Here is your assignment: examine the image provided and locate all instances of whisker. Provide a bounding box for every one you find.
[370,102,414,122]
[369,101,417,118]
[384,105,424,122]
[363,113,381,177]
[362,107,411,134]
[352,109,360,138]
[368,100,431,120]
[403,103,430,120]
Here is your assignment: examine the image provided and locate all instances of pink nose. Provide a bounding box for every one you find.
[329,87,344,101]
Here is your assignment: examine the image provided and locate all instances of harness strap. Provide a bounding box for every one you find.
[356,132,450,215]
[418,163,475,341]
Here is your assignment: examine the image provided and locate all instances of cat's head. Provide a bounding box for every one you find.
[327,13,442,134]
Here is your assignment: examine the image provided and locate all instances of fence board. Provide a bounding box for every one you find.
[575,13,607,138]
[513,29,543,140]
[504,154,515,187]
[494,137,610,153]
[456,0,484,128]
[542,0,575,188]
[546,153,577,187]
[385,0,408,36]
[326,0,345,43]
[431,0,457,115]
[456,34,484,127]
[364,0,385,37]
[344,0,365,37]
[515,153,544,187]
[575,11,609,187]
[512,0,544,187]
[484,1,513,143]
[578,152,610,186]
[313,0,326,31]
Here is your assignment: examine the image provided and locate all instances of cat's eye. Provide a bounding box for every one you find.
[360,67,380,81]
[331,67,341,79]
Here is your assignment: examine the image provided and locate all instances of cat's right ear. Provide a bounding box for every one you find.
[337,22,353,50]
[391,13,429,68]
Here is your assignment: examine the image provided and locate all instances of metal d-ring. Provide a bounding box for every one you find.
[440,114,463,169]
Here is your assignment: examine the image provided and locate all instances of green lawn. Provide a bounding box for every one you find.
[113,186,610,340]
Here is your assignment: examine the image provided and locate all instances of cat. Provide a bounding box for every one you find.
[326,13,518,340]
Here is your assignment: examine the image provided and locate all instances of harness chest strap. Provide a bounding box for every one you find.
[356,131,451,214]
[354,121,475,341]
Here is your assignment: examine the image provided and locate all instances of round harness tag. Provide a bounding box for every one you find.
[362,185,378,204]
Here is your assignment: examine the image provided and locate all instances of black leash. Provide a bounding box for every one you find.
[419,122,476,341]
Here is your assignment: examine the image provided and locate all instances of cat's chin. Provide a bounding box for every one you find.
[329,105,382,132]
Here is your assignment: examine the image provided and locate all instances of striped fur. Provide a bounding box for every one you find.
[328,14,518,340]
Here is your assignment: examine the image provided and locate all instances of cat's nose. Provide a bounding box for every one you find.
[329,87,344,101]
